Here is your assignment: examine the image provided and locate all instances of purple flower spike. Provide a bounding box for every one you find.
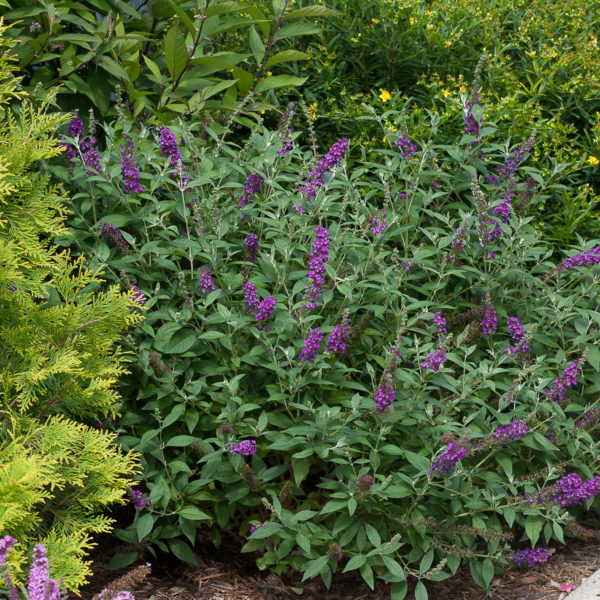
[491,419,528,444]
[327,316,351,354]
[493,200,511,224]
[545,357,586,402]
[81,137,101,174]
[479,297,497,335]
[433,311,447,337]
[356,474,374,491]
[159,128,189,186]
[121,137,145,194]
[374,373,396,410]
[238,173,264,209]
[300,138,349,199]
[245,233,259,262]
[371,212,387,235]
[511,547,552,568]
[198,267,217,294]
[28,544,61,600]
[299,328,324,362]
[227,439,257,455]
[99,221,130,255]
[243,282,260,311]
[557,246,600,271]
[249,522,264,534]
[304,225,330,310]
[396,136,418,159]
[430,441,467,476]
[0,536,16,567]
[255,295,276,322]
[421,347,447,372]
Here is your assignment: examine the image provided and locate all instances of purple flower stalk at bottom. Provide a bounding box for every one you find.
[292,204,305,214]
[304,225,330,310]
[511,547,552,568]
[0,536,16,567]
[545,357,586,402]
[299,328,324,362]
[238,173,264,209]
[520,473,600,508]
[99,221,130,254]
[300,138,349,200]
[227,439,257,456]
[120,137,145,194]
[249,522,264,534]
[371,212,387,235]
[396,136,418,159]
[255,295,276,323]
[421,347,446,372]
[243,282,260,311]
[556,246,600,271]
[491,419,528,444]
[374,373,396,410]
[430,441,468,476]
[28,544,61,600]
[495,134,536,182]
[198,267,217,294]
[130,489,151,510]
[479,297,497,335]
[507,317,525,342]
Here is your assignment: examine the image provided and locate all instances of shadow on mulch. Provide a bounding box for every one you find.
[76,526,600,600]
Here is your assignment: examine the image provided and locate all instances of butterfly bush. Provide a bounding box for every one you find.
[52,93,600,597]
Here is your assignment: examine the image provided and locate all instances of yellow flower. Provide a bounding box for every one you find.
[260,110,265,114]
[588,155,599,165]
[371,18,380,24]
[459,85,467,93]
[267,71,272,77]
[427,23,434,29]
[309,102,317,120]
[379,89,391,102]
[445,41,452,47]
[442,89,450,96]
[409,16,414,25]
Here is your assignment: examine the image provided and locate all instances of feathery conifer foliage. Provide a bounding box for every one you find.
[0,21,143,592]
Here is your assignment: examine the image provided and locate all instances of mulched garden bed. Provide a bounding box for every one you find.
[76,527,600,600]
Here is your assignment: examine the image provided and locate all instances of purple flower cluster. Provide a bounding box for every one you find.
[277,103,295,156]
[255,295,276,323]
[421,347,446,372]
[300,138,349,199]
[61,114,84,163]
[198,267,217,294]
[396,135,418,159]
[504,316,530,355]
[28,544,61,600]
[120,137,145,194]
[249,522,264,534]
[243,282,260,311]
[463,87,482,144]
[374,373,396,410]
[574,408,600,430]
[433,311,447,337]
[556,246,600,271]
[479,297,497,335]
[99,221,130,254]
[292,204,305,214]
[545,358,585,402]
[299,328,324,362]
[327,316,351,354]
[495,134,536,182]
[238,173,264,209]
[0,535,16,567]
[305,225,329,310]
[511,547,552,568]
[493,200,511,224]
[131,489,151,510]
[371,212,387,235]
[245,233,259,262]
[430,442,467,476]
[227,439,257,455]
[491,419,528,444]
[81,137,101,174]
[446,219,470,260]
[521,473,600,508]
[159,128,189,186]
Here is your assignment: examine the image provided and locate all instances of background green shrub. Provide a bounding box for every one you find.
[47,76,600,597]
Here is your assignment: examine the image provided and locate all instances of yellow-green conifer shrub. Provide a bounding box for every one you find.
[0,21,144,592]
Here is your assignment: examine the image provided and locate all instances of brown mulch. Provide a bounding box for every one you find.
[75,528,600,600]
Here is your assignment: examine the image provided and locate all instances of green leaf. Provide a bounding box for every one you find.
[391,582,408,600]
[255,74,307,93]
[360,563,374,589]
[283,5,342,18]
[167,0,196,34]
[165,26,188,80]
[343,554,366,572]
[415,581,428,600]
[159,329,196,354]
[348,497,357,516]
[166,435,199,447]
[302,556,328,580]
[179,506,211,521]
[383,556,406,580]
[525,516,543,546]
[98,55,130,82]
[481,558,495,589]
[105,552,140,570]
[296,533,311,555]
[251,523,283,539]
[143,55,163,82]
[403,450,430,474]
[249,25,266,66]
[162,404,185,428]
[365,523,381,547]
[292,456,310,486]
[265,49,309,68]
[168,539,199,565]
[274,21,322,41]
[136,513,154,541]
